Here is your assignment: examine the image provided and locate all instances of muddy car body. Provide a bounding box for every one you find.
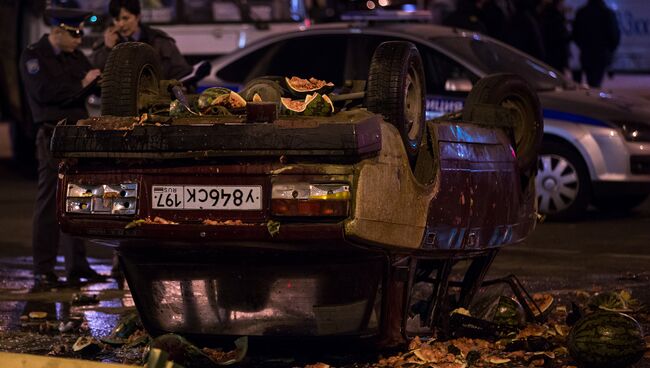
[52,42,541,346]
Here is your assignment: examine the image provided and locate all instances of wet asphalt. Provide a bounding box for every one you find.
[0,160,649,366]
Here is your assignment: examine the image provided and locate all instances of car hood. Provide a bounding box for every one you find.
[538,88,650,127]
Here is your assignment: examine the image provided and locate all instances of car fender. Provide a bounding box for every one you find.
[345,122,435,249]
[543,117,629,181]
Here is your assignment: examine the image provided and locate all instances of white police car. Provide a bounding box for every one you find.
[206,23,650,220]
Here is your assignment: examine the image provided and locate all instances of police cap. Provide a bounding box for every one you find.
[44,7,92,36]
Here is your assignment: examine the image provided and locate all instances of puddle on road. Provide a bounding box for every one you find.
[0,256,141,363]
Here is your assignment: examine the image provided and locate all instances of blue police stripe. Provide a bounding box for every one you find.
[542,109,609,127]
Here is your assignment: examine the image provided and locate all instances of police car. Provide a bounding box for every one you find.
[207,23,650,220]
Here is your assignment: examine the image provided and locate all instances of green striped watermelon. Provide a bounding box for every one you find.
[567,311,645,368]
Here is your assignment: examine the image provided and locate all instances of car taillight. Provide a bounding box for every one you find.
[66,183,138,215]
[271,183,350,217]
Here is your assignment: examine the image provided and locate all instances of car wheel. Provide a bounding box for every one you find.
[366,41,425,163]
[536,140,591,221]
[462,73,543,174]
[240,77,286,103]
[101,42,162,116]
[592,194,648,213]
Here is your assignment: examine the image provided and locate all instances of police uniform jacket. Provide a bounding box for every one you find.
[91,24,191,80]
[20,35,92,125]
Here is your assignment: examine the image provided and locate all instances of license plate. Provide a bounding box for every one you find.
[152,185,262,210]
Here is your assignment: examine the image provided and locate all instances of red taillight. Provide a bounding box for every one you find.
[271,199,348,217]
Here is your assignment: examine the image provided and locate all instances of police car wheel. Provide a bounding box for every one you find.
[462,73,543,174]
[536,140,591,221]
[366,41,425,164]
[101,42,162,116]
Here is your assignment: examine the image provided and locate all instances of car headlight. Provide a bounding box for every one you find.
[66,183,138,215]
[271,182,350,217]
[612,120,650,142]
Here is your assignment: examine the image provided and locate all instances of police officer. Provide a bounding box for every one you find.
[90,0,192,80]
[20,7,104,288]
[572,0,620,87]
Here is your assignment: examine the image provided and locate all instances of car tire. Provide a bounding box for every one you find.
[240,77,286,103]
[536,140,591,221]
[101,42,162,116]
[366,41,425,163]
[462,73,543,174]
[592,194,648,213]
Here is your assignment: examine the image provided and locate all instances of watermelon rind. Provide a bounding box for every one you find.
[567,311,645,368]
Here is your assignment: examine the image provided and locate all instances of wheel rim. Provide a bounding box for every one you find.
[501,97,526,149]
[404,60,423,147]
[536,154,580,214]
[136,64,159,112]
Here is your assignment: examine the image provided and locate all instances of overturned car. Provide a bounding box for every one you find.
[51,41,542,346]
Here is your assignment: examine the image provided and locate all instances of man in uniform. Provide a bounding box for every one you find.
[90,0,192,80]
[20,7,104,289]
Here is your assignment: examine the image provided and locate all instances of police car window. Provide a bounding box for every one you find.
[418,47,477,95]
[435,36,567,91]
[216,35,348,85]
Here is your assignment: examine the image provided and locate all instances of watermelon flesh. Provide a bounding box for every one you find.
[281,93,334,116]
[285,76,334,93]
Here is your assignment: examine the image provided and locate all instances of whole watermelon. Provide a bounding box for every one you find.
[567,311,645,368]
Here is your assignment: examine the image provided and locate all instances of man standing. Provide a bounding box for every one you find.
[90,0,191,80]
[572,0,620,87]
[539,0,570,72]
[20,7,104,289]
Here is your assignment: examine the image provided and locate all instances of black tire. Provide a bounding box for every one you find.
[592,194,648,213]
[536,140,591,221]
[366,41,425,162]
[240,77,286,103]
[462,73,543,173]
[101,42,162,116]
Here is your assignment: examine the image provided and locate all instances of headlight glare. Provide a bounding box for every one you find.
[612,121,650,142]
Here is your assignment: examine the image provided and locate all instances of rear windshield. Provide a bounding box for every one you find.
[434,36,571,91]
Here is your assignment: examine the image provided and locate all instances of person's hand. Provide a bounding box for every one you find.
[82,69,101,88]
[104,26,120,49]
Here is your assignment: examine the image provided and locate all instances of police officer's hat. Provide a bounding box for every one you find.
[44,7,93,36]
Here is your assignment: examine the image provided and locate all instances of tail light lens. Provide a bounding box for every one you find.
[271,183,350,217]
[65,183,138,215]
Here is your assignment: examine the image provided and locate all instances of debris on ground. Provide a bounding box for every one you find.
[71,293,100,306]
[101,312,141,346]
[4,286,649,368]
[362,288,648,368]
